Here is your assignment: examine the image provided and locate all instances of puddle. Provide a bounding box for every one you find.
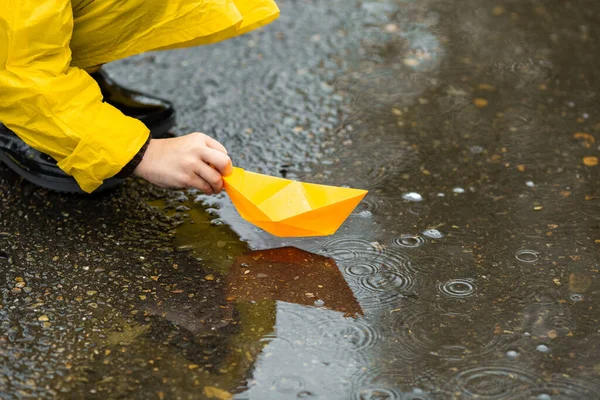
[1,0,600,399]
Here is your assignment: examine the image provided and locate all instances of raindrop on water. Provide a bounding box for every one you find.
[515,250,540,263]
[356,387,402,400]
[536,344,550,353]
[393,234,426,248]
[402,192,423,202]
[453,365,538,399]
[438,279,476,298]
[404,389,430,400]
[273,376,305,393]
[407,204,430,216]
[570,293,584,302]
[506,350,519,359]
[345,262,380,277]
[422,229,443,239]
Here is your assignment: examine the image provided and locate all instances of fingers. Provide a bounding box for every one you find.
[205,136,228,154]
[195,162,224,193]
[185,173,213,195]
[201,147,233,177]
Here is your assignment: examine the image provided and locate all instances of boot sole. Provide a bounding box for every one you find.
[0,150,123,194]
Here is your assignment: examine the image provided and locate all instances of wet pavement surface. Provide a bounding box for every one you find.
[1,0,600,399]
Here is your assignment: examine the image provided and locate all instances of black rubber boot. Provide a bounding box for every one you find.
[0,70,176,194]
[0,124,124,194]
[90,69,176,139]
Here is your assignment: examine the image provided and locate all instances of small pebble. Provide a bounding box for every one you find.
[526,181,535,187]
[453,187,465,194]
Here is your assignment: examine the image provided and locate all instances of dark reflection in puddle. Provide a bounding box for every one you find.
[108,246,365,397]
[226,247,362,317]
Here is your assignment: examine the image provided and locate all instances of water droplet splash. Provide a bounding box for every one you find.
[506,350,519,359]
[393,234,426,248]
[515,250,540,263]
[438,279,476,298]
[402,192,423,202]
[273,376,305,393]
[355,387,402,400]
[422,229,443,239]
[452,365,538,399]
[345,261,381,277]
[536,344,550,353]
[570,293,584,302]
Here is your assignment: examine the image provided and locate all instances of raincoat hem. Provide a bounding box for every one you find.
[71,5,280,69]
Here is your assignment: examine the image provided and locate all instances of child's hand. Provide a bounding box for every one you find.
[133,132,233,195]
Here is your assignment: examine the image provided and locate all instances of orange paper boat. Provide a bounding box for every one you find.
[223,167,368,237]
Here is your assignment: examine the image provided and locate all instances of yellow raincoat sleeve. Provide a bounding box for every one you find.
[0,1,150,193]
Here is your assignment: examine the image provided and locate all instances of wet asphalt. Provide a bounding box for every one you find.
[2,0,600,399]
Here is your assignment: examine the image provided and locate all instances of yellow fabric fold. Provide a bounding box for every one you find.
[0,1,150,193]
[0,0,279,193]
[70,0,281,68]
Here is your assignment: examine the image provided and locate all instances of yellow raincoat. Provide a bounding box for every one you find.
[0,0,279,193]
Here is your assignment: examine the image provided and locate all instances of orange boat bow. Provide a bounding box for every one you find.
[223,167,368,237]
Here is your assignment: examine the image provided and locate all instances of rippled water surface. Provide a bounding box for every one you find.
[1,0,600,399]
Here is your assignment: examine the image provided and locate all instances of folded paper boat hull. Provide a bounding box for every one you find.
[223,168,368,237]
